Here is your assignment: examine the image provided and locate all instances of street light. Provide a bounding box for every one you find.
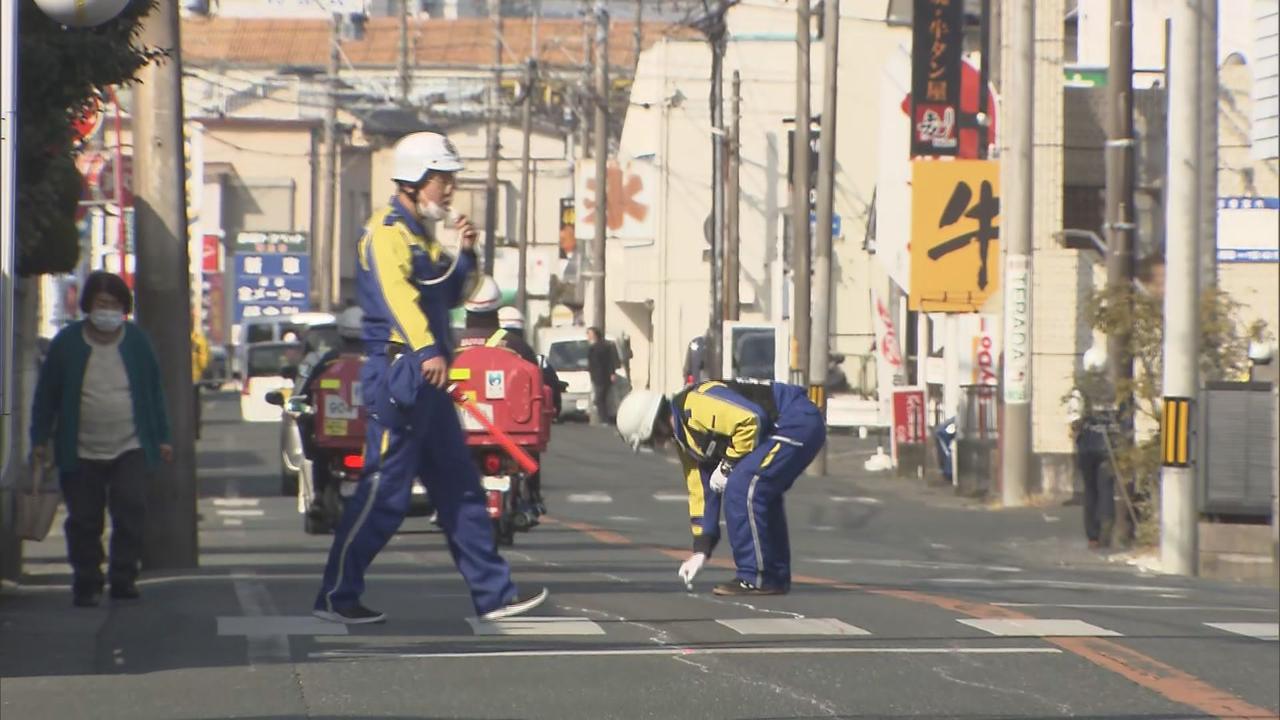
[32,0,131,27]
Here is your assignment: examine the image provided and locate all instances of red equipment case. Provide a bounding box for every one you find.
[312,354,368,449]
[449,347,553,453]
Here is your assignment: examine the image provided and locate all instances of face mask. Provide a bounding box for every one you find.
[89,309,125,334]
[416,198,447,223]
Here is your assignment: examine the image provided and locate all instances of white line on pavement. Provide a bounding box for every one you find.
[828,496,883,505]
[808,558,1023,573]
[1204,622,1280,641]
[216,509,265,517]
[308,646,1063,661]
[717,618,870,636]
[212,498,261,507]
[959,618,1122,637]
[566,492,613,504]
[652,492,688,502]
[995,603,1279,612]
[465,617,606,636]
[230,572,291,664]
[928,578,1184,593]
[222,519,244,527]
[608,516,645,523]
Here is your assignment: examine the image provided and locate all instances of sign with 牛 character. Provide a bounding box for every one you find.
[909,160,1001,312]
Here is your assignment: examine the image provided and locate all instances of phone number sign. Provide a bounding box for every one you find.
[233,252,310,321]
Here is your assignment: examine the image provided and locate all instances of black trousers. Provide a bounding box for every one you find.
[59,449,148,592]
[592,381,612,424]
[1078,449,1116,544]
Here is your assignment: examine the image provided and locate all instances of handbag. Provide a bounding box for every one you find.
[14,456,61,542]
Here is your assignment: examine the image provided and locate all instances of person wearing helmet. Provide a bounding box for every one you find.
[314,131,547,625]
[615,379,826,596]
[455,276,538,364]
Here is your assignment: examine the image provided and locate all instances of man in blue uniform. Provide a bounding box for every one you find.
[313,131,548,624]
[615,380,826,595]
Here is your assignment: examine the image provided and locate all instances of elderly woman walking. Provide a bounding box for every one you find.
[31,271,172,607]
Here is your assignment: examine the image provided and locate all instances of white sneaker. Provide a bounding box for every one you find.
[480,588,549,621]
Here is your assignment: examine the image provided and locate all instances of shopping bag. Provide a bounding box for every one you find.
[14,457,61,542]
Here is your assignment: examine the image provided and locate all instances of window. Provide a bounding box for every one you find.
[247,343,302,377]
[547,340,591,372]
[245,324,275,344]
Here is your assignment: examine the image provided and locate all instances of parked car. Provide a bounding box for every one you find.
[536,326,630,420]
[233,312,335,379]
[240,341,302,424]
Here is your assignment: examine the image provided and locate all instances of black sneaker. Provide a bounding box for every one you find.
[713,579,788,596]
[73,590,102,608]
[109,584,141,600]
[312,605,387,625]
[481,587,550,621]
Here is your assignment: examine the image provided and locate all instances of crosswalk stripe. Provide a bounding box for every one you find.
[717,618,870,636]
[652,492,688,502]
[466,617,606,636]
[958,618,1121,637]
[566,492,613,503]
[217,509,265,517]
[213,498,260,507]
[1204,622,1279,641]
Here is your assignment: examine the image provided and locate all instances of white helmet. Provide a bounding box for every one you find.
[498,306,525,330]
[338,306,363,340]
[391,131,464,184]
[465,275,502,313]
[615,389,667,451]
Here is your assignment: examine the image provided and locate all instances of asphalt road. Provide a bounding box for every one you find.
[1,391,1277,720]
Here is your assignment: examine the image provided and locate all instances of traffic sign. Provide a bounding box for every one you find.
[233,252,310,321]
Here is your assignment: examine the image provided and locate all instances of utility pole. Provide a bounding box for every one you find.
[809,0,839,476]
[1160,0,1202,577]
[590,1,608,330]
[516,3,540,314]
[484,0,503,274]
[634,0,644,68]
[1198,0,1218,290]
[1000,0,1034,507]
[316,16,339,312]
[706,9,727,381]
[398,0,411,105]
[1105,0,1136,489]
[724,70,741,323]
[134,0,196,569]
[791,0,812,389]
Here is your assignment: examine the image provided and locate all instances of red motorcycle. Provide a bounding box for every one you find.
[450,347,554,546]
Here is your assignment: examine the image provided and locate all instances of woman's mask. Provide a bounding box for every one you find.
[89,309,125,334]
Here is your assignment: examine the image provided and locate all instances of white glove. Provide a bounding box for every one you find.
[678,552,706,586]
[708,463,730,494]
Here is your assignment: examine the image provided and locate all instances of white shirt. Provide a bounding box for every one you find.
[78,328,140,460]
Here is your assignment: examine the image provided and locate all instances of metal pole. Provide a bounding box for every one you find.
[590,1,608,330]
[484,0,503,274]
[133,0,197,569]
[111,88,129,282]
[1106,0,1136,478]
[791,0,812,389]
[808,0,839,476]
[0,0,18,490]
[516,3,540,314]
[316,16,339,312]
[1000,0,1034,508]
[398,0,411,105]
[708,23,726,381]
[725,70,741,323]
[978,0,992,157]
[1160,0,1202,577]
[1198,0,1218,289]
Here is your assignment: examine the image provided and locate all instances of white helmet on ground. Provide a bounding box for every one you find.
[498,306,525,330]
[465,275,502,313]
[338,306,363,340]
[391,131,464,184]
[615,389,667,451]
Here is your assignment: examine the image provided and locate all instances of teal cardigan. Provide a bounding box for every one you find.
[31,321,172,472]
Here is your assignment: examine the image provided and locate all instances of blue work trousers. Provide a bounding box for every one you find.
[722,385,826,590]
[315,354,517,616]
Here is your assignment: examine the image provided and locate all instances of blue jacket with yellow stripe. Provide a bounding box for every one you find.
[670,380,780,555]
[356,198,478,363]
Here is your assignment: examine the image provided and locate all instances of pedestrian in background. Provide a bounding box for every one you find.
[191,326,209,439]
[586,326,619,425]
[1067,349,1118,549]
[30,271,173,608]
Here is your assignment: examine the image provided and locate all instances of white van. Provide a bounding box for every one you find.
[234,311,336,378]
[535,326,630,419]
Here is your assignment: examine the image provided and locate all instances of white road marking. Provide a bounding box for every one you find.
[222,519,244,527]
[1204,622,1279,641]
[216,509,265,517]
[566,492,613,504]
[717,618,870,636]
[829,496,882,505]
[309,646,1063,660]
[996,603,1279,613]
[218,616,350,637]
[230,572,293,663]
[112,648,125,667]
[465,616,606,636]
[653,492,688,502]
[212,498,260,507]
[958,618,1122,637]
[928,578,1183,593]
[808,558,1023,573]
[608,515,645,523]
[811,526,837,532]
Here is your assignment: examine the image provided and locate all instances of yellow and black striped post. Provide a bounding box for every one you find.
[808,384,826,412]
[1161,396,1192,467]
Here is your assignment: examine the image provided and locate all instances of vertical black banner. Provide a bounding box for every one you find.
[910,0,964,156]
